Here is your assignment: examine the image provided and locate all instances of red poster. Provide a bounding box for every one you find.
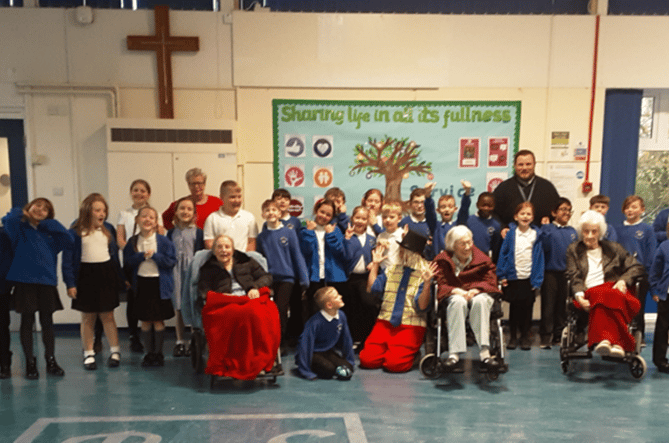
[459,138,480,168]
[488,137,509,167]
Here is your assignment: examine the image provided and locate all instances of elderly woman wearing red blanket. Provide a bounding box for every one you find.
[566,210,644,358]
[197,235,278,380]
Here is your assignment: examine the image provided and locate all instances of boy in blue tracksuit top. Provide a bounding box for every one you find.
[257,199,309,351]
[589,194,618,242]
[459,187,502,263]
[650,223,669,373]
[497,202,544,350]
[538,197,577,348]
[616,195,656,338]
[295,286,354,380]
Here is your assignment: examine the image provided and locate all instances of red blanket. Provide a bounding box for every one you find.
[202,287,280,380]
[582,281,641,352]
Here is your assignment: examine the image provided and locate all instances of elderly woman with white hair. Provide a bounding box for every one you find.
[428,225,501,369]
[566,210,644,358]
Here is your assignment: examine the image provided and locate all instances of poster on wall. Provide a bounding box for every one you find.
[274,100,521,218]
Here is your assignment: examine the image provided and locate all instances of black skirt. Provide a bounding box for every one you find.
[72,261,120,313]
[134,276,174,322]
[502,278,535,303]
[12,283,63,315]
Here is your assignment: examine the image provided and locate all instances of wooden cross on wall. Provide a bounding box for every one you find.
[127,5,199,119]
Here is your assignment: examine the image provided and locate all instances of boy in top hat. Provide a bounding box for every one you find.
[359,229,437,372]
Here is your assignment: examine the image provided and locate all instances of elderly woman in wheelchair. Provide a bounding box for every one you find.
[419,226,504,377]
[562,210,647,378]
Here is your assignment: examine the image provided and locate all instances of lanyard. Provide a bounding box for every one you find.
[517,180,536,203]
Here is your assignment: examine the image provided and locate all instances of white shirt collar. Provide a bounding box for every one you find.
[320,309,339,322]
[623,220,642,226]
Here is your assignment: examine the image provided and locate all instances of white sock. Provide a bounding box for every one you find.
[84,350,95,358]
[448,353,459,363]
[479,347,490,361]
[110,346,121,355]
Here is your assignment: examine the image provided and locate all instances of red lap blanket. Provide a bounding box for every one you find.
[579,281,641,352]
[202,287,280,380]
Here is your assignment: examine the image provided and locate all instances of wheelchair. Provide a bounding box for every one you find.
[419,285,508,381]
[559,278,647,380]
[183,250,283,388]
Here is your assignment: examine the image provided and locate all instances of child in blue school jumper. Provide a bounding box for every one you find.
[166,196,204,358]
[649,222,669,373]
[344,205,377,344]
[497,202,544,350]
[2,198,73,379]
[399,187,431,238]
[268,188,307,344]
[295,286,354,380]
[0,226,13,378]
[538,197,577,349]
[62,193,125,370]
[458,184,502,262]
[424,181,469,260]
[300,198,348,324]
[616,195,656,339]
[257,199,309,353]
[124,206,177,367]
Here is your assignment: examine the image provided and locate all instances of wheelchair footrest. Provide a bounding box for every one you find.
[562,350,592,360]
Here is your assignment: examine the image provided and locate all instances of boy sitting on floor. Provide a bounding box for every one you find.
[295,287,355,380]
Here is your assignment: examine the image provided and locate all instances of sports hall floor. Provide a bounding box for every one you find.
[3,328,669,443]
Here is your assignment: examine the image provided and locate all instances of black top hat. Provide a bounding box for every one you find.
[398,229,428,257]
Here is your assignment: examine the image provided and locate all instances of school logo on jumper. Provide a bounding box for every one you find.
[313,167,334,188]
[284,165,305,187]
[487,226,496,236]
[285,135,306,158]
[312,136,333,158]
[280,236,288,246]
[635,230,644,240]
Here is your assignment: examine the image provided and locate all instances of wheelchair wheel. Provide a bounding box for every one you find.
[629,355,647,380]
[419,353,442,379]
[190,329,206,374]
[485,367,500,381]
[560,358,572,375]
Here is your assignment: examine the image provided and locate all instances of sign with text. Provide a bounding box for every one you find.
[274,100,520,218]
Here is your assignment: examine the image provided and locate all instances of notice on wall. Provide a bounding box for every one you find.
[548,163,582,204]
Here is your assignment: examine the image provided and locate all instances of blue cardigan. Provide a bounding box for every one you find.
[496,224,545,289]
[61,221,125,289]
[300,227,347,283]
[123,233,177,300]
[2,207,73,286]
[344,232,375,275]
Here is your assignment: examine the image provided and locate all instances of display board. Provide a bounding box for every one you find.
[273,99,520,218]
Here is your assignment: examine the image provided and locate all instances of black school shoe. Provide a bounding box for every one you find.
[141,353,155,367]
[656,362,669,373]
[46,356,65,376]
[26,357,38,380]
[153,353,165,367]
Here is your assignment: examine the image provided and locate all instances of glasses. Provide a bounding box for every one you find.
[188,181,206,187]
[557,208,573,214]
